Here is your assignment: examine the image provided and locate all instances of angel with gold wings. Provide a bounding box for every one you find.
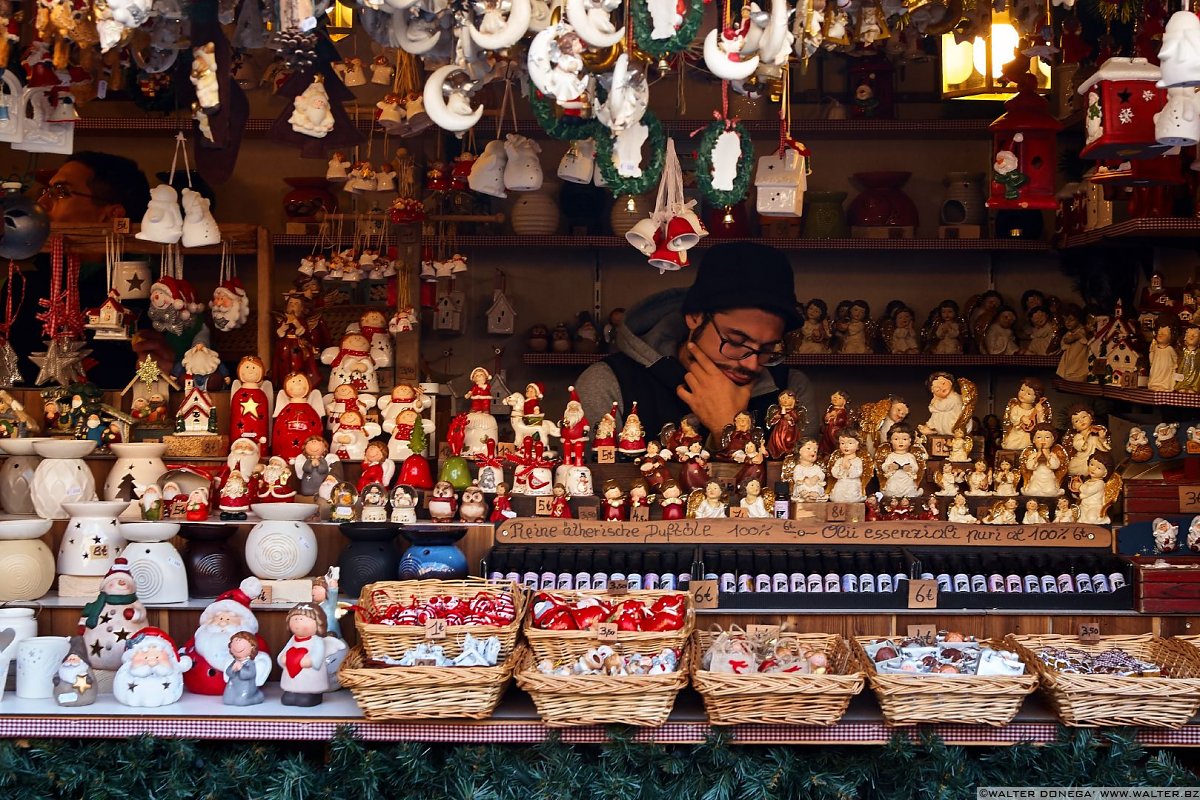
[781,438,828,502]
[921,300,967,355]
[1075,452,1121,525]
[832,300,877,354]
[715,411,764,462]
[765,389,807,460]
[738,478,775,518]
[877,423,927,498]
[1019,423,1068,498]
[856,395,909,456]
[1002,378,1052,451]
[917,372,976,437]
[880,304,920,355]
[687,480,728,519]
[827,428,873,503]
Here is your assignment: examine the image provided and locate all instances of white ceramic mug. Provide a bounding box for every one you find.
[16,635,70,699]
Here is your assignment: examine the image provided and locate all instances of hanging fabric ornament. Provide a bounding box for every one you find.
[211,241,250,332]
[0,259,25,387]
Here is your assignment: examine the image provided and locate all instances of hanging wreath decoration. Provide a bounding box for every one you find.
[631,0,704,58]
[530,90,601,141]
[594,110,666,196]
[694,118,754,207]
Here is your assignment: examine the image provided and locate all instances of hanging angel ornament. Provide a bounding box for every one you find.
[527,23,593,109]
[596,55,649,134]
[423,64,485,134]
[468,0,533,50]
[704,9,761,81]
[566,0,624,48]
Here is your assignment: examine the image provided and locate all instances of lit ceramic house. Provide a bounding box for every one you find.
[175,377,217,435]
[1078,57,1171,160]
[755,144,810,217]
[84,289,134,341]
[987,74,1063,210]
[485,289,516,335]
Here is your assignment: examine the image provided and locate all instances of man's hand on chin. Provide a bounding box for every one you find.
[676,342,752,432]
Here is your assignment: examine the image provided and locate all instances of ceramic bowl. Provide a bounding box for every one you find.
[0,517,54,540]
[251,503,318,521]
[0,438,48,456]
[119,522,181,543]
[33,440,97,459]
[60,500,136,519]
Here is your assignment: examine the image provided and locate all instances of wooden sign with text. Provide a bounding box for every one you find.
[493,518,1112,549]
[907,579,938,609]
[1179,487,1200,513]
[690,580,719,609]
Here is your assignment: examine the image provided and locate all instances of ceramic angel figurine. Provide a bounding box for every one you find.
[676,441,712,491]
[1075,453,1121,525]
[765,389,804,460]
[659,480,686,520]
[819,390,851,455]
[993,457,1019,496]
[964,458,992,496]
[733,440,767,492]
[947,493,977,523]
[924,300,965,355]
[1177,326,1200,391]
[1053,496,1078,523]
[982,497,1019,525]
[1020,424,1067,498]
[738,478,772,518]
[934,462,964,497]
[1002,377,1051,451]
[528,25,590,105]
[917,372,974,437]
[793,299,831,354]
[858,395,909,456]
[885,305,920,355]
[1024,306,1059,356]
[828,429,871,504]
[229,355,272,454]
[834,300,873,354]
[879,424,924,498]
[1021,499,1048,524]
[688,480,728,519]
[716,411,763,462]
[277,603,345,707]
[1189,516,1200,552]
[785,438,828,502]
[637,440,674,491]
[330,409,380,461]
[1148,321,1180,392]
[272,372,326,461]
[948,428,973,464]
[660,414,702,454]
[601,479,627,521]
[1056,305,1090,382]
[982,306,1020,355]
[1063,403,1110,478]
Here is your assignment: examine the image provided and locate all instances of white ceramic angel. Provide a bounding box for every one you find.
[596,55,648,133]
[1053,497,1077,523]
[1076,454,1120,525]
[946,493,977,523]
[880,424,922,498]
[964,459,992,496]
[828,430,868,503]
[527,25,590,104]
[918,372,971,436]
[329,409,382,461]
[934,462,962,497]
[648,0,682,38]
[788,438,827,502]
[191,43,220,111]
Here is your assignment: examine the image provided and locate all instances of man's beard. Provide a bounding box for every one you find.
[193,623,244,671]
[128,661,175,678]
[563,405,582,426]
[58,662,88,683]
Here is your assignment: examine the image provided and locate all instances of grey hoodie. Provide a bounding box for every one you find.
[575,288,818,438]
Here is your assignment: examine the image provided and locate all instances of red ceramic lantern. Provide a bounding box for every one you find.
[1078,57,1171,160]
[1090,153,1186,194]
[987,75,1063,210]
[848,56,894,119]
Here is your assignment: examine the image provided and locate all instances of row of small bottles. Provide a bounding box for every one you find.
[915,554,1128,595]
[700,549,908,594]
[486,549,694,592]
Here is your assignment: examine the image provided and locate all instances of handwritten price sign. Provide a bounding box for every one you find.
[1179,487,1200,513]
[1077,623,1101,643]
[593,622,618,642]
[424,618,447,640]
[907,579,938,609]
[691,580,719,610]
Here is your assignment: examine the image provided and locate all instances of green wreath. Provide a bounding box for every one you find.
[594,111,666,197]
[631,0,703,58]
[530,90,601,141]
[695,119,753,207]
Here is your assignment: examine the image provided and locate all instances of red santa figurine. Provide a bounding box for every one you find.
[272,372,326,460]
[559,386,590,466]
[618,401,647,459]
[593,402,619,450]
[218,470,252,519]
[179,577,273,695]
[229,356,272,456]
[357,441,395,492]
[256,455,297,502]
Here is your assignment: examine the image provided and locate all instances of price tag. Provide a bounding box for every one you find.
[906,624,936,642]
[747,624,780,640]
[691,579,719,610]
[595,446,616,464]
[907,579,938,609]
[630,505,650,521]
[252,584,273,605]
[1179,486,1200,512]
[593,622,618,642]
[497,442,518,456]
[729,506,748,518]
[577,505,597,520]
[424,618,447,640]
[607,578,629,595]
[1077,623,1102,643]
[535,497,553,516]
[826,503,849,522]
[111,217,130,234]
[89,544,110,560]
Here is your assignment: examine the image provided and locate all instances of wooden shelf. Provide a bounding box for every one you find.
[48,222,262,256]
[1058,218,1200,249]
[1053,378,1200,409]
[524,353,1061,367]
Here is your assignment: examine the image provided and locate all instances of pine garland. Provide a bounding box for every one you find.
[529,90,600,141]
[593,111,666,197]
[695,119,754,207]
[630,0,703,58]
[0,727,1197,799]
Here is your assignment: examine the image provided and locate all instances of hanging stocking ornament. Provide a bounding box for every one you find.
[0,259,25,386]
[211,241,250,332]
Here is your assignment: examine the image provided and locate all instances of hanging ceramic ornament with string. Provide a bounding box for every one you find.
[210,241,250,333]
[83,235,136,341]
[470,73,518,198]
[29,236,91,388]
[631,137,706,273]
[147,246,206,342]
[0,258,25,386]
[694,77,755,233]
[137,133,188,245]
[755,67,811,218]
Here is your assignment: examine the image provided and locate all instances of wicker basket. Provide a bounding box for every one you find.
[691,632,864,726]
[523,589,695,662]
[514,647,689,727]
[356,579,527,661]
[338,645,516,721]
[852,636,1037,727]
[1006,634,1200,728]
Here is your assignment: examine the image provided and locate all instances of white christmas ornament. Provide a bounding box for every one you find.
[558,138,597,183]
[596,54,649,133]
[710,130,743,191]
[289,77,336,138]
[191,43,220,111]
[703,28,760,81]
[566,0,624,48]
[180,189,220,247]
[470,139,509,197]
[527,24,592,104]
[469,0,533,50]
[1156,86,1200,145]
[755,145,809,217]
[136,184,184,244]
[1158,10,1200,88]
[503,134,544,190]
[392,7,443,54]
[423,64,484,133]
[613,122,650,177]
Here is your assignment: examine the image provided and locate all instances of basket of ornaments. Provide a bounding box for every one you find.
[691,626,864,725]
[339,633,520,720]
[1005,633,1200,728]
[514,643,689,727]
[354,579,526,662]
[523,589,694,661]
[853,631,1037,726]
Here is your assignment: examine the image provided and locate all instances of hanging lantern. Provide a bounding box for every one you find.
[940,7,1052,100]
[1078,57,1171,160]
[987,74,1062,210]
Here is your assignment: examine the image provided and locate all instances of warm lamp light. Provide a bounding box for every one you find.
[940,8,1052,100]
[327,0,354,41]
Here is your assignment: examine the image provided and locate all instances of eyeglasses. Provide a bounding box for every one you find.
[705,314,786,367]
[39,183,99,202]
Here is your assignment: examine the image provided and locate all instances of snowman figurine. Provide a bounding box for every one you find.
[180,188,220,247]
[136,184,184,243]
[320,331,381,394]
[78,558,149,672]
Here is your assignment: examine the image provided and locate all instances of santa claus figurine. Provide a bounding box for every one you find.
[256,455,297,502]
[113,627,193,708]
[278,602,346,707]
[320,331,381,394]
[357,441,395,492]
[593,402,618,451]
[229,356,272,455]
[272,372,326,460]
[618,401,647,459]
[211,277,251,333]
[186,487,211,521]
[53,653,97,707]
[78,557,148,671]
[559,386,590,466]
[179,576,273,695]
[330,408,380,461]
[219,469,252,520]
[220,436,264,491]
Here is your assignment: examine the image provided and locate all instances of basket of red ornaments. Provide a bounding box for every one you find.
[523,589,694,662]
[854,631,1037,726]
[354,579,526,662]
[1006,633,1200,728]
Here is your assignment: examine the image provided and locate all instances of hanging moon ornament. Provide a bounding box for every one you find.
[757,0,793,66]
[528,0,553,31]
[704,29,759,80]
[526,25,561,97]
[423,64,484,132]
[394,10,443,54]
[469,0,532,49]
[566,0,624,48]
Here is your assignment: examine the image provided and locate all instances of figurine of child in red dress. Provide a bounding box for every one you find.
[601,479,627,521]
[272,372,326,461]
[549,483,572,518]
[659,480,686,519]
[489,482,517,522]
[819,390,850,456]
[357,441,395,492]
[229,356,272,455]
[766,389,803,460]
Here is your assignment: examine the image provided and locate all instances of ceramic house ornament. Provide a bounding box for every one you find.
[1158,10,1200,88]
[987,74,1063,210]
[755,143,810,217]
[1078,57,1171,160]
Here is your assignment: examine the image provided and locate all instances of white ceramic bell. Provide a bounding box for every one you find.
[558,138,596,184]
[180,188,221,248]
[56,501,130,576]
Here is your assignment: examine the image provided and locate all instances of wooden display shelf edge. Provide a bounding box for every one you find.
[274,234,1052,251]
[1058,218,1200,249]
[46,223,262,256]
[524,353,1061,367]
[1052,378,1200,409]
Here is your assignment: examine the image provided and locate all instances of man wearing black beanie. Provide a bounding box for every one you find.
[576,242,817,441]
